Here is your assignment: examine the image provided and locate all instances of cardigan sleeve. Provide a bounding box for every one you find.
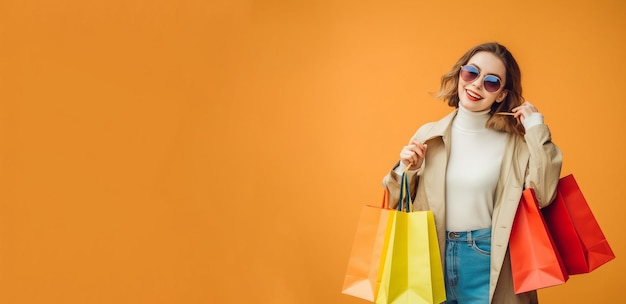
[382,162,420,210]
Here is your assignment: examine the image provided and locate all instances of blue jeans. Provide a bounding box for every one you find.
[444,228,491,304]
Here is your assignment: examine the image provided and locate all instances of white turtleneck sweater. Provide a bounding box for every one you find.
[445,105,507,231]
[394,105,544,231]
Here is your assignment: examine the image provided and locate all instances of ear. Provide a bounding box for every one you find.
[496,90,508,103]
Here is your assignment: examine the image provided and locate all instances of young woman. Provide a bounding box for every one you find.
[382,42,562,303]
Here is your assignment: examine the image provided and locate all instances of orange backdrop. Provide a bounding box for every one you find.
[1,0,624,303]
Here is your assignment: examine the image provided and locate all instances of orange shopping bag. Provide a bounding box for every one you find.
[509,188,568,294]
[342,189,395,301]
[541,174,615,274]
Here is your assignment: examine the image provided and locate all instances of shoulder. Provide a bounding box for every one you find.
[412,110,457,143]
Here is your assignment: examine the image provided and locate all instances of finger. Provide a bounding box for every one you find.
[405,145,419,156]
[403,151,420,166]
[414,145,426,158]
[513,109,524,122]
[402,141,427,168]
[408,143,427,155]
[512,103,532,118]
[400,150,418,162]
[408,139,423,148]
[411,150,424,165]
[410,140,428,151]
[521,101,537,112]
[400,149,416,157]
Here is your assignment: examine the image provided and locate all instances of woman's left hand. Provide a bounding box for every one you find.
[512,101,538,124]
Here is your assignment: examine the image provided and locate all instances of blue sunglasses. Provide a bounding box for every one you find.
[460,65,502,92]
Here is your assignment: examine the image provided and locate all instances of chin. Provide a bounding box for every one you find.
[460,100,488,112]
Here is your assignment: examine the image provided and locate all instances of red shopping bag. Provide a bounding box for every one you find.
[342,189,394,301]
[541,174,615,274]
[509,188,568,294]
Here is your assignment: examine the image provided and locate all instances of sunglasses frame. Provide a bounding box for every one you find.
[459,65,503,93]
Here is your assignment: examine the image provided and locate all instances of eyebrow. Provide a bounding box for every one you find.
[468,63,504,80]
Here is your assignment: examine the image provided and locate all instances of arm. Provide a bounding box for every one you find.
[382,124,432,209]
[514,102,563,207]
[524,123,562,208]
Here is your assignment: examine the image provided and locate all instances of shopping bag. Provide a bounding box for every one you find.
[375,204,396,304]
[509,188,568,294]
[541,174,615,275]
[342,189,395,301]
[376,172,446,304]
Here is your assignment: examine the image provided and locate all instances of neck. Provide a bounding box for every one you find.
[454,103,491,132]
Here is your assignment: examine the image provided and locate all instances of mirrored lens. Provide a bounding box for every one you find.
[483,75,501,92]
[460,65,479,82]
[461,65,502,92]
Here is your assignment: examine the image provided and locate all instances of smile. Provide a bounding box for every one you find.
[466,89,483,101]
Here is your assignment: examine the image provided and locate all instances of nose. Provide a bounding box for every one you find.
[471,75,483,90]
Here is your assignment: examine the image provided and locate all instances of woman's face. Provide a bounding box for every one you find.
[457,51,508,112]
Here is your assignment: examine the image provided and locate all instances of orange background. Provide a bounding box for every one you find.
[1,0,624,303]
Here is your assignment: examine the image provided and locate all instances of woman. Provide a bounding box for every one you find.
[382,42,562,303]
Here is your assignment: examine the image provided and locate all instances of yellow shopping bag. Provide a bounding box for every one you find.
[374,207,396,304]
[376,170,446,304]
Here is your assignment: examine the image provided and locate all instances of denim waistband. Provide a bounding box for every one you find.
[446,227,491,241]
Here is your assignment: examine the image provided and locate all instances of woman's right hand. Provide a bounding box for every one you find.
[400,139,427,170]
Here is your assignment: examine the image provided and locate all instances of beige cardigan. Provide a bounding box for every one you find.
[383,110,562,303]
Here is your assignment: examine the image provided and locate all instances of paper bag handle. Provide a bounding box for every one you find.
[397,165,413,213]
[381,188,390,209]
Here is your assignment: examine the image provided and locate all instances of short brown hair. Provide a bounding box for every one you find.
[436,42,525,135]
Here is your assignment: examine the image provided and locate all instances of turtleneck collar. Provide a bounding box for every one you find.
[453,103,491,132]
